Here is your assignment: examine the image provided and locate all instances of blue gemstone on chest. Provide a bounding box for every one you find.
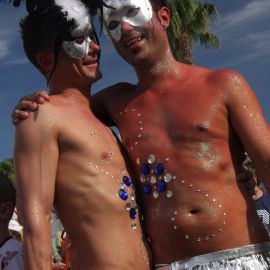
[154,163,165,175]
[129,208,137,220]
[157,180,167,193]
[123,176,132,186]
[141,164,150,175]
[143,184,152,195]
[118,189,128,200]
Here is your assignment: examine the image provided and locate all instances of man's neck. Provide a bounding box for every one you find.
[135,49,183,88]
[49,81,92,108]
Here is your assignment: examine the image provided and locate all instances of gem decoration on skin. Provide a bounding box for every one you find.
[88,131,139,230]
[114,108,227,242]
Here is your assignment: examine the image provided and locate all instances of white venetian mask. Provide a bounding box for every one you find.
[103,0,153,41]
[62,25,95,59]
[54,0,95,59]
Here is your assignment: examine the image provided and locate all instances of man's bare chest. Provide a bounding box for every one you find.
[113,91,228,152]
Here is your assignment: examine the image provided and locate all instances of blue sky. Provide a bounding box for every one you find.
[0,0,270,161]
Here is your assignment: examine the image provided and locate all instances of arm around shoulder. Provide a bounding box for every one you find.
[92,82,135,126]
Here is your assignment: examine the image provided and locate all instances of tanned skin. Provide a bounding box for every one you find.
[13,3,270,267]
[92,6,270,264]
[14,42,150,270]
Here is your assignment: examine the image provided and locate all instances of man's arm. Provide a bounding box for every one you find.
[221,70,270,190]
[14,105,59,269]
[92,82,135,126]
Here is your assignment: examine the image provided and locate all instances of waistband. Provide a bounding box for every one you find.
[155,242,270,269]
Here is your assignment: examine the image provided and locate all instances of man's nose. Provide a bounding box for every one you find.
[89,40,100,53]
[120,21,134,32]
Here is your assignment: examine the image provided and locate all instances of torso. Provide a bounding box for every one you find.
[101,65,269,263]
[44,97,150,270]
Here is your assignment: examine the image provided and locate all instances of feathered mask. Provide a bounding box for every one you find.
[2,0,110,82]
[2,0,108,17]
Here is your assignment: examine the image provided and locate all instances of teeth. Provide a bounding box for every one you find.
[126,37,142,47]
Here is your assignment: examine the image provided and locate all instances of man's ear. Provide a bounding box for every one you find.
[157,6,170,30]
[37,52,55,74]
[0,202,14,221]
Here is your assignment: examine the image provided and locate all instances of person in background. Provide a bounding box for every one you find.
[243,159,270,236]
[0,173,23,270]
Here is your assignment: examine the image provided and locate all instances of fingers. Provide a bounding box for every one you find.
[52,262,66,270]
[20,100,38,110]
[12,110,29,125]
[33,90,50,103]
[11,90,49,125]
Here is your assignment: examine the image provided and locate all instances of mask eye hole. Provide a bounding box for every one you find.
[75,37,84,44]
[127,7,140,17]
[108,20,120,31]
[88,31,95,41]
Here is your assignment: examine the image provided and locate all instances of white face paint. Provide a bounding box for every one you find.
[62,25,95,59]
[103,0,153,41]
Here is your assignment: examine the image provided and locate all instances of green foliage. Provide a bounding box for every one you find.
[167,0,220,64]
[0,159,16,187]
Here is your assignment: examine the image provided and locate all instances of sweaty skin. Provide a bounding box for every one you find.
[91,5,270,264]
[14,2,270,267]
[14,42,150,269]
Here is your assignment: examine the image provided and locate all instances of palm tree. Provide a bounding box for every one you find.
[167,0,220,64]
[0,159,16,187]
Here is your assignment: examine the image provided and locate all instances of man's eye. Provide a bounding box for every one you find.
[89,32,96,41]
[75,37,84,44]
[108,20,120,31]
[127,7,140,18]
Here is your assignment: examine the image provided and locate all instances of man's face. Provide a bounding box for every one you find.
[62,24,96,60]
[56,37,102,85]
[103,0,153,41]
[51,22,102,85]
[104,0,167,67]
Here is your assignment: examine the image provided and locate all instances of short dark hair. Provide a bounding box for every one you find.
[0,174,16,207]
[150,0,169,11]
[20,13,57,75]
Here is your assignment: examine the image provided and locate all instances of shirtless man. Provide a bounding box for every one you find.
[13,0,270,269]
[13,1,149,269]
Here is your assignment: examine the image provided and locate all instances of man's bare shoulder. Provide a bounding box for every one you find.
[206,69,244,86]
[15,95,62,134]
[204,69,255,106]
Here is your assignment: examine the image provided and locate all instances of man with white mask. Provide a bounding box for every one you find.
[94,0,270,269]
[14,0,150,269]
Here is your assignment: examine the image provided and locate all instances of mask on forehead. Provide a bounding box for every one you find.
[54,0,95,59]
[103,0,153,41]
